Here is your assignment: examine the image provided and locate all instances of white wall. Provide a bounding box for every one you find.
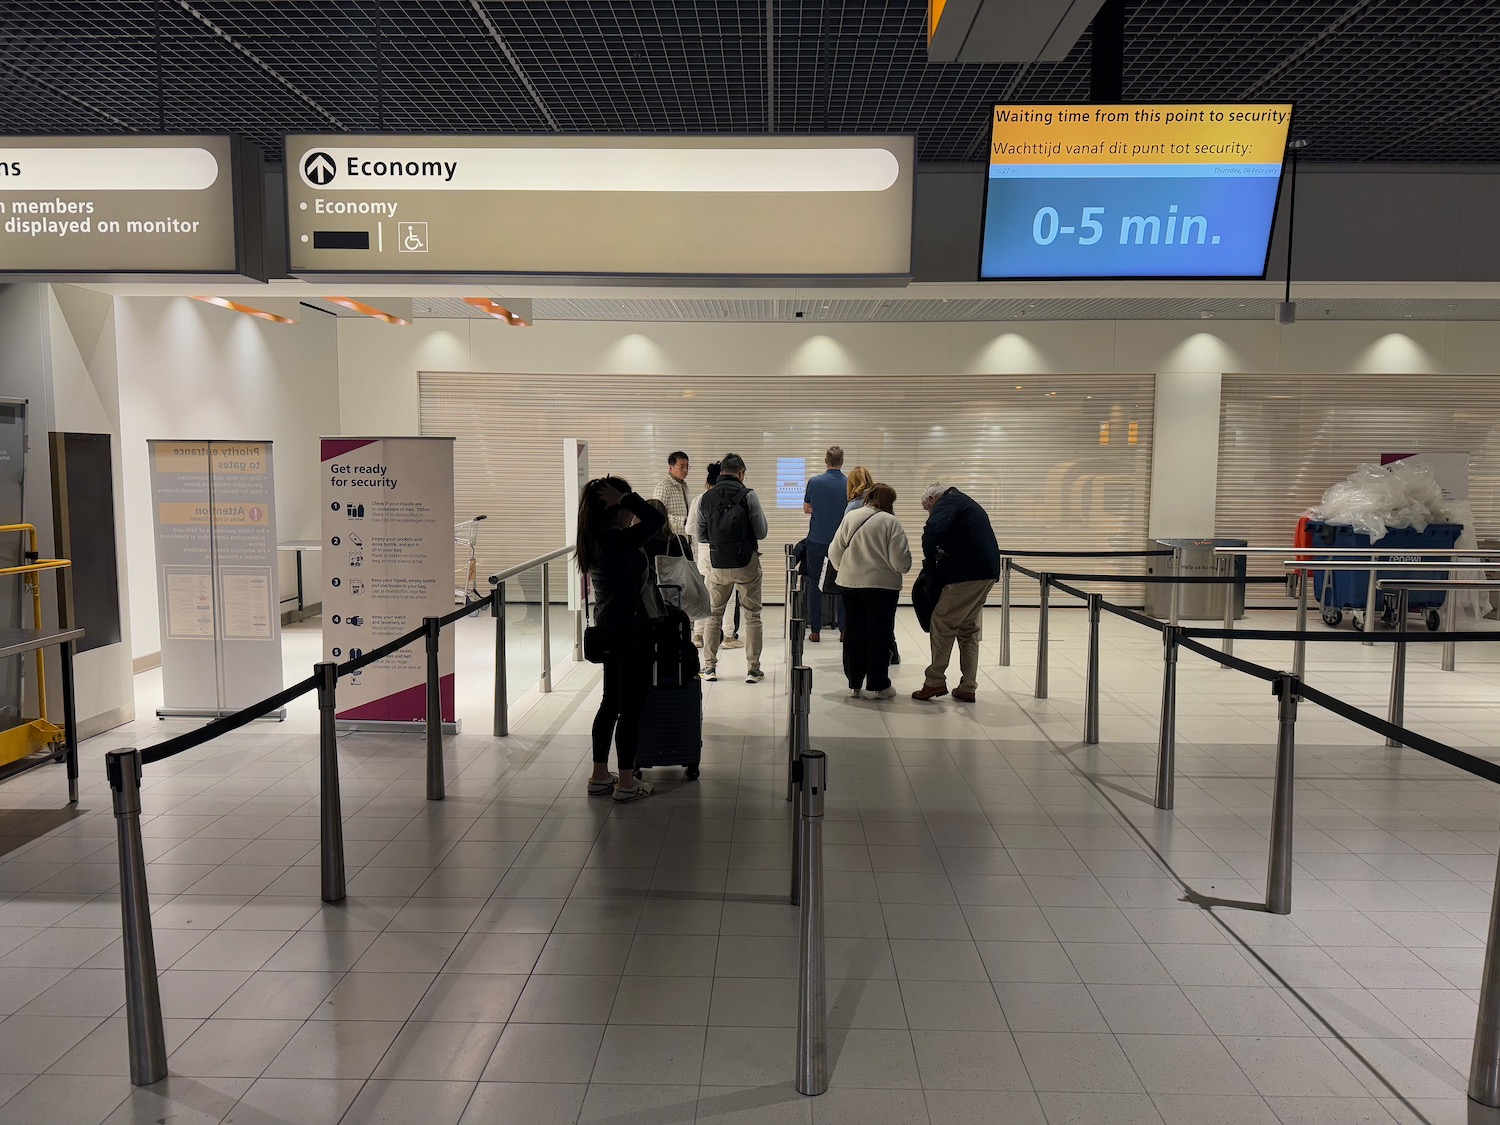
[339,315,1500,549]
[117,298,339,661]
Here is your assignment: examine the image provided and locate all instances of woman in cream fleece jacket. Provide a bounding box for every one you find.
[828,483,912,699]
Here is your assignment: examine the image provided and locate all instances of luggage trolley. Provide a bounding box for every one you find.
[1306,519,1462,632]
[454,515,487,609]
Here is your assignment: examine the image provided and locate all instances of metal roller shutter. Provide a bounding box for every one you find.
[1216,374,1500,599]
[419,371,1156,601]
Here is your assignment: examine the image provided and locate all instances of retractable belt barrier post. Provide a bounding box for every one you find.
[1266,672,1299,914]
[316,662,346,904]
[784,544,796,639]
[424,616,446,801]
[1034,575,1050,699]
[1294,572,1309,680]
[1154,626,1180,810]
[492,579,508,738]
[540,562,553,693]
[789,665,812,897]
[1219,555,1236,659]
[106,748,167,1087]
[794,748,829,1097]
[1169,547,1182,627]
[1386,588,1410,749]
[1084,593,1102,745]
[999,557,1012,667]
[1470,844,1500,1106]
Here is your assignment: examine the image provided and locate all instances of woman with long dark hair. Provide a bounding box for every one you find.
[577,476,666,802]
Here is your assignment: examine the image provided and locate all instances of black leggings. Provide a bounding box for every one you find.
[593,640,652,771]
[842,587,899,692]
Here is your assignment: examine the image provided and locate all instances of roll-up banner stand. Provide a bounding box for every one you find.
[321,437,456,732]
[149,441,283,718]
[564,439,588,612]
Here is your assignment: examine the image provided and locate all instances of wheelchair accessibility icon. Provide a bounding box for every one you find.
[398,222,428,253]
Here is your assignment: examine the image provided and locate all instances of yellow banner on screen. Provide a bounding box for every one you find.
[991,104,1293,166]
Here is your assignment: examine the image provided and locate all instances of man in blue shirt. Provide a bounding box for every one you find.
[802,446,848,641]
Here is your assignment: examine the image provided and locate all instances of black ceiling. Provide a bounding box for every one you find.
[0,1,1495,165]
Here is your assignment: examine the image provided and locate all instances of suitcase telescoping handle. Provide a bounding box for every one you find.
[656,583,684,611]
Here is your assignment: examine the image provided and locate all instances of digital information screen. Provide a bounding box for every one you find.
[776,458,807,510]
[980,103,1293,280]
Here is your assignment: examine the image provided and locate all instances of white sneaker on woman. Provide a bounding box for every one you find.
[867,686,898,700]
[847,687,862,698]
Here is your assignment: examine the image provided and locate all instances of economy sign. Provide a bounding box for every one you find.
[285,134,914,281]
[0,135,262,279]
[980,103,1293,280]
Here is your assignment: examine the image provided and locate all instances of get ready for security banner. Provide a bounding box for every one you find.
[320,436,455,724]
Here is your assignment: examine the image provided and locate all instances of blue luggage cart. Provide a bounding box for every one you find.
[1306,520,1462,631]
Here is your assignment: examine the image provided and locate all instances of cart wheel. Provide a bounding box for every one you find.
[1426,609,1442,632]
[686,766,700,781]
[1352,613,1366,633]
[1381,606,1399,627]
[1321,609,1342,627]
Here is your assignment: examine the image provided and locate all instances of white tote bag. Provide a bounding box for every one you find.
[656,552,712,619]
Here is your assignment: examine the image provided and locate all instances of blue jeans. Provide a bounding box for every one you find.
[804,540,846,634]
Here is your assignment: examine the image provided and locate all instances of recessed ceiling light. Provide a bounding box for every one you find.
[192,296,295,324]
[324,297,409,325]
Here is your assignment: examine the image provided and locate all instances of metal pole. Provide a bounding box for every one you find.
[1154,627,1179,811]
[784,543,795,639]
[1265,672,1298,914]
[795,749,828,1097]
[1084,593,1101,745]
[1169,546,1182,627]
[1363,556,1380,645]
[1443,635,1457,673]
[106,749,167,1087]
[540,562,553,693]
[425,616,446,800]
[492,580,509,738]
[1220,555,1236,659]
[789,665,812,901]
[316,662,346,903]
[1294,570,1308,681]
[999,556,1012,667]
[573,606,584,664]
[788,664,811,808]
[1468,841,1500,1106]
[1034,575,1050,699]
[60,638,79,803]
[1386,588,1409,749]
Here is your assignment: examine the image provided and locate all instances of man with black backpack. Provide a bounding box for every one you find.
[695,452,769,684]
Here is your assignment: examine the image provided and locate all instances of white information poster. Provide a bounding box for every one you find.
[1381,452,1471,502]
[321,437,455,725]
[149,440,284,715]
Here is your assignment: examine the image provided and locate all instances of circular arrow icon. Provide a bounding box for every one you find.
[304,151,336,186]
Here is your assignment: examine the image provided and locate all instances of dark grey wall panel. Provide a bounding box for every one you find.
[50,432,122,653]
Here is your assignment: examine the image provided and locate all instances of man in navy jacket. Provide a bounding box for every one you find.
[913,484,999,703]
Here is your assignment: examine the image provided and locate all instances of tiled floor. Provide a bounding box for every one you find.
[0,601,1499,1123]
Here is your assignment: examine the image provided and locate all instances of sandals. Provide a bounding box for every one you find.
[613,781,654,803]
[588,773,618,796]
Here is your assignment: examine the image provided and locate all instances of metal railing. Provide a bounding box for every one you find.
[107,541,581,1087]
[487,543,581,737]
[999,547,1175,667]
[1006,560,1500,1110]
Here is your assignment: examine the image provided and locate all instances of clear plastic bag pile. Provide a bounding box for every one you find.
[1309,460,1488,624]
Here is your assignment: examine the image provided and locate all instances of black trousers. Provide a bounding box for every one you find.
[842,587,899,692]
[592,635,652,771]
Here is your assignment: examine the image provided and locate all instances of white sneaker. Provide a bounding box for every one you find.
[847,687,862,698]
[867,686,898,700]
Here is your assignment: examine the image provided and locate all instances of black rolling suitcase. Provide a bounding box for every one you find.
[634,585,703,781]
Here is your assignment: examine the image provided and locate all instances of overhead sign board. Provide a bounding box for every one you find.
[284,134,914,282]
[980,103,1292,280]
[0,135,263,280]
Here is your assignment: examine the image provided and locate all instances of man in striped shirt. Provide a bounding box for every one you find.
[652,451,691,536]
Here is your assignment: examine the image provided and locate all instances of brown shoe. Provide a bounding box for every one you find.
[808,632,821,643]
[953,689,977,703]
[911,683,949,702]
[839,632,846,643]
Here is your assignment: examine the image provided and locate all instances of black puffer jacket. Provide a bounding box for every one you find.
[587,493,668,631]
[921,488,1000,585]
